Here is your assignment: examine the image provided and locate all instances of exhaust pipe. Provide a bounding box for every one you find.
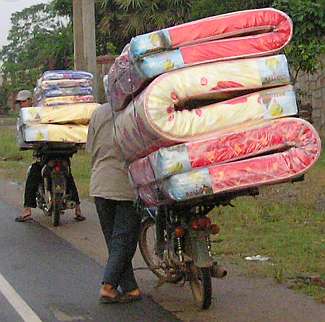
[211,263,227,278]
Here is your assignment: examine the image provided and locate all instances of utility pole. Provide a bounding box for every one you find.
[73,0,98,99]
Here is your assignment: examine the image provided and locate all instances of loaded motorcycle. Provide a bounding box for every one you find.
[34,144,79,226]
[138,188,259,309]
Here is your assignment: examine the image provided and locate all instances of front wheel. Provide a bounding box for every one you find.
[189,264,212,310]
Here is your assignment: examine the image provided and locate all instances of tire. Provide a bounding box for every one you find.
[139,218,182,283]
[189,265,212,310]
[51,193,61,227]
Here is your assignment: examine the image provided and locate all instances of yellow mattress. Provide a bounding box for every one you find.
[20,103,99,125]
[22,124,88,143]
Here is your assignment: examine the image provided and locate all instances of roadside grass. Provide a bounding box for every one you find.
[210,152,325,302]
[1,124,324,301]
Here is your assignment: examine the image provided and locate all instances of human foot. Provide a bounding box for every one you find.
[99,284,120,304]
[15,208,32,222]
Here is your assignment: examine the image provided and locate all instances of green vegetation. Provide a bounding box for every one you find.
[210,152,325,302]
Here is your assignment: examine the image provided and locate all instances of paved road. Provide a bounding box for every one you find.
[1,179,325,322]
[0,201,179,322]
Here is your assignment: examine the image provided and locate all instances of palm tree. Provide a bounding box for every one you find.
[97,0,193,51]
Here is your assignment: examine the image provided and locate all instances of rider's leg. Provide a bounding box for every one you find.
[16,162,42,222]
[66,173,85,220]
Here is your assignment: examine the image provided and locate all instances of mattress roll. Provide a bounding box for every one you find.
[108,8,293,110]
[136,118,321,206]
[22,124,89,144]
[114,55,296,162]
[20,103,99,125]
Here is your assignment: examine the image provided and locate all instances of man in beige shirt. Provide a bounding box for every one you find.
[86,103,142,303]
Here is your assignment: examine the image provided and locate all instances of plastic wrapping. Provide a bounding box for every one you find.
[107,8,293,111]
[37,95,95,107]
[35,86,93,99]
[41,70,93,80]
[21,124,89,144]
[38,79,93,89]
[20,103,99,125]
[114,79,297,162]
[135,118,321,206]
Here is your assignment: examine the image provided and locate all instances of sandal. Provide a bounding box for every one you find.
[99,294,122,304]
[118,293,142,303]
[15,214,33,222]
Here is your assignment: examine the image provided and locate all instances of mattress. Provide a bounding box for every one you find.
[107,8,293,110]
[37,79,93,90]
[37,95,95,107]
[35,86,93,98]
[114,58,297,161]
[21,124,89,144]
[20,103,99,125]
[41,70,93,80]
[135,118,321,206]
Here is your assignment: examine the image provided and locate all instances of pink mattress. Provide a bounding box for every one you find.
[114,59,297,161]
[134,118,321,206]
[107,8,293,111]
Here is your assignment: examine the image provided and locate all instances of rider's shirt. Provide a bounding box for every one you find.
[86,103,135,201]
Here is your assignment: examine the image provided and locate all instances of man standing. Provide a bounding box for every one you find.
[86,103,142,303]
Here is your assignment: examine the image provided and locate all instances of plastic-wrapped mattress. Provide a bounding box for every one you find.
[114,55,296,161]
[134,118,321,206]
[107,8,293,110]
[20,103,99,125]
[37,79,93,90]
[35,86,93,99]
[21,124,88,144]
[41,70,93,81]
[37,95,95,107]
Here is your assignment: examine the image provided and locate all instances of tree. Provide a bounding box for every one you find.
[272,0,325,81]
[191,0,272,19]
[0,3,73,105]
[97,0,193,51]
[190,0,325,81]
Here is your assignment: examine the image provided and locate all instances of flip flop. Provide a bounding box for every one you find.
[15,215,33,222]
[118,293,143,303]
[74,215,86,222]
[99,294,121,304]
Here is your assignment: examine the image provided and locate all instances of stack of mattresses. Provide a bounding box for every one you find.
[106,8,321,206]
[18,70,99,147]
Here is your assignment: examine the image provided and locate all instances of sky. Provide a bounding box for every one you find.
[0,0,50,50]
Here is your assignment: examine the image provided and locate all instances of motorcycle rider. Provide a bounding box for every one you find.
[14,89,85,222]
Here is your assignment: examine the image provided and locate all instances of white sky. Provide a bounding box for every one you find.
[0,0,51,50]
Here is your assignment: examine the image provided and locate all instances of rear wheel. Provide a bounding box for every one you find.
[51,192,61,227]
[139,218,182,283]
[189,264,212,310]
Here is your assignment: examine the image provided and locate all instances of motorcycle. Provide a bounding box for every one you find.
[35,144,79,227]
[138,188,259,309]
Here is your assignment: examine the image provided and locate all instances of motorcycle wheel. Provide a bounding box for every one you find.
[189,264,212,310]
[139,218,182,283]
[51,193,61,227]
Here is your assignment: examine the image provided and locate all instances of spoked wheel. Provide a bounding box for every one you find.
[139,218,182,283]
[189,264,212,310]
